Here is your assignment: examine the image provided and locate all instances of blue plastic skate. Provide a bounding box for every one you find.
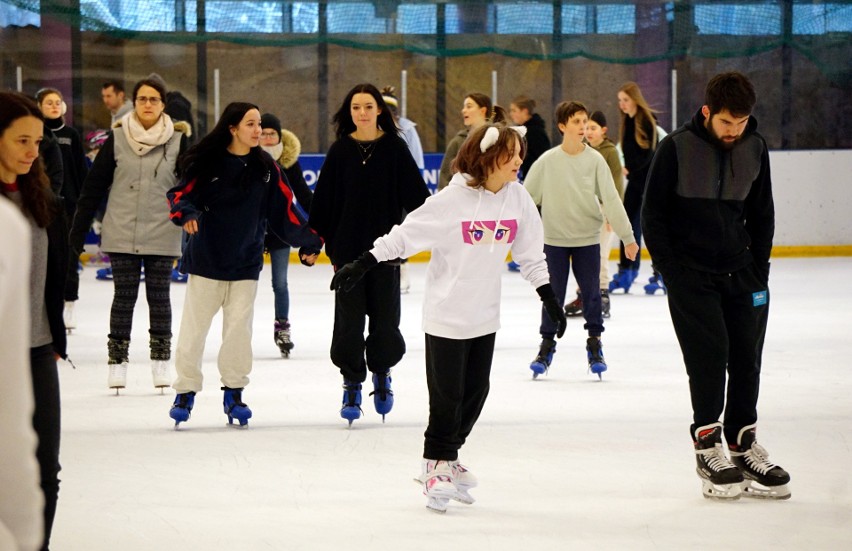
[370,372,394,422]
[96,266,113,280]
[222,387,252,427]
[530,339,557,379]
[586,338,608,380]
[608,268,638,294]
[644,273,667,295]
[171,267,188,283]
[340,381,363,427]
[170,391,196,429]
[507,261,521,272]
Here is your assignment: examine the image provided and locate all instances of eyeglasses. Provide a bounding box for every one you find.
[260,131,279,138]
[135,97,162,106]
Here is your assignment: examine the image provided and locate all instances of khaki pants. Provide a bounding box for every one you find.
[599,220,614,288]
[173,275,258,393]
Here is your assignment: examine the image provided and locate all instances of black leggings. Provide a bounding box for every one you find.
[31,344,60,551]
[107,253,175,347]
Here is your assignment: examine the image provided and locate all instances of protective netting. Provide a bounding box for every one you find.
[2,1,850,81]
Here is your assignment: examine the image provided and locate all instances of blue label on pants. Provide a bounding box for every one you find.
[752,291,767,307]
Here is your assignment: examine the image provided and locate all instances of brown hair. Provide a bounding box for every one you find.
[511,95,536,114]
[705,72,756,118]
[617,82,658,150]
[0,92,56,228]
[452,123,527,188]
[466,92,508,124]
[554,100,589,128]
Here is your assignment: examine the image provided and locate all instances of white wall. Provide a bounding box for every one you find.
[771,150,851,247]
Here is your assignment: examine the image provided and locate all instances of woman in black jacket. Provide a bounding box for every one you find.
[0,90,68,551]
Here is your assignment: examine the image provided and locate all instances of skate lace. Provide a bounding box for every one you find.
[743,443,778,475]
[698,445,738,473]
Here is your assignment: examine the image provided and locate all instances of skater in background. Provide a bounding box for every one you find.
[524,101,637,380]
[437,92,506,191]
[0,194,44,551]
[101,79,133,126]
[260,112,314,358]
[167,102,322,428]
[0,91,69,551]
[70,77,190,394]
[36,87,89,335]
[309,83,430,426]
[508,95,550,181]
[564,111,624,319]
[381,85,424,294]
[330,123,566,512]
[608,81,658,294]
[642,72,790,500]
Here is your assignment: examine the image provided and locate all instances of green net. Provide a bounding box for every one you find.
[2,1,850,81]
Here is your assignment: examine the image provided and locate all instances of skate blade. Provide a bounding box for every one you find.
[452,488,475,505]
[741,481,791,500]
[426,497,449,513]
[701,480,743,500]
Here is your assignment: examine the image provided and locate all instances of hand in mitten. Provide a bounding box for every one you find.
[330,252,378,292]
[536,284,567,338]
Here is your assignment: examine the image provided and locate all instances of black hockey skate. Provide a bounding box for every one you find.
[729,424,791,500]
[529,338,556,379]
[693,423,744,500]
[274,319,294,358]
[563,292,583,317]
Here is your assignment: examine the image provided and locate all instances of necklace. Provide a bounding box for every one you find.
[353,137,379,165]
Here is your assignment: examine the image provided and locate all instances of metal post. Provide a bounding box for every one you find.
[16,66,22,92]
[401,69,408,119]
[213,68,220,123]
[491,70,497,105]
[671,69,677,131]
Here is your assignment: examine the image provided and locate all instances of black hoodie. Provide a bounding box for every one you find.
[641,108,774,278]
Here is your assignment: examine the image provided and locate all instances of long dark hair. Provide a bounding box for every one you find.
[0,91,56,227]
[466,92,507,125]
[332,83,399,141]
[178,102,274,183]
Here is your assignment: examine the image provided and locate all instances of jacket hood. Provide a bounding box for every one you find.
[277,128,302,169]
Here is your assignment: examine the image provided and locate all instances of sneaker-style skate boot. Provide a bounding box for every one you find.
[63,301,76,334]
[273,319,294,358]
[370,372,394,422]
[449,460,478,504]
[729,424,791,500]
[530,338,557,379]
[420,459,457,513]
[644,272,667,295]
[107,337,130,394]
[693,423,744,500]
[340,380,363,427]
[586,337,608,380]
[600,289,611,319]
[563,292,583,317]
[150,336,172,392]
[608,268,638,294]
[169,391,195,429]
[222,387,252,427]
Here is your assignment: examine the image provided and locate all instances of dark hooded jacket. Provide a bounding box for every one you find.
[641,108,774,280]
[520,113,551,181]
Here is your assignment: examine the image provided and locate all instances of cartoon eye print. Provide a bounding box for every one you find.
[470,228,484,242]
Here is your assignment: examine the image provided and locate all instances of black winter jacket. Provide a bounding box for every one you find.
[641,109,774,279]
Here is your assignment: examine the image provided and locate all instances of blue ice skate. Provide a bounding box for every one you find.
[170,391,196,429]
[370,372,394,422]
[586,337,607,380]
[644,273,667,295]
[171,267,188,283]
[608,268,638,294]
[222,387,252,427]
[507,261,521,272]
[340,380,363,427]
[530,338,557,379]
[96,266,113,280]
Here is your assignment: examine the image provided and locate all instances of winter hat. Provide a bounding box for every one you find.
[590,111,607,128]
[260,113,282,135]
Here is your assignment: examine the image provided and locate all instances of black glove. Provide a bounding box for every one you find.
[330,252,378,292]
[536,284,567,339]
[299,245,321,266]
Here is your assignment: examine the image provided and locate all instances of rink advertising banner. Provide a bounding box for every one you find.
[299,153,443,195]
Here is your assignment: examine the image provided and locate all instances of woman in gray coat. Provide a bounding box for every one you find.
[70,77,189,393]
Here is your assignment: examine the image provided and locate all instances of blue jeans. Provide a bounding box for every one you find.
[269,246,290,321]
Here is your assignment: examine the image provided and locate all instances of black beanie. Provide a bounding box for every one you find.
[261,113,282,135]
[590,110,607,128]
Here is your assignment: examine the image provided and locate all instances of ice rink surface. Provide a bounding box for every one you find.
[53,257,851,550]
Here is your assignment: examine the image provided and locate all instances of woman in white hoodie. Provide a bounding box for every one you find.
[331,123,567,513]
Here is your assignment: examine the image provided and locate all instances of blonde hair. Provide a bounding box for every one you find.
[617,82,658,150]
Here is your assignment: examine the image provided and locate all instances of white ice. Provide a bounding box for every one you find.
[53,257,852,550]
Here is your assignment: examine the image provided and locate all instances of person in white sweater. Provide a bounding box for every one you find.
[524,101,638,380]
[331,123,567,513]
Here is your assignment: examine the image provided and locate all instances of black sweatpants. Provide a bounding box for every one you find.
[331,263,405,382]
[107,253,175,351]
[618,172,646,271]
[31,344,61,551]
[664,263,769,443]
[423,333,495,461]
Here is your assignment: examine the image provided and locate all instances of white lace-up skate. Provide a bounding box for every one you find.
[729,424,791,500]
[108,363,128,395]
[693,423,744,500]
[151,360,171,392]
[63,301,76,333]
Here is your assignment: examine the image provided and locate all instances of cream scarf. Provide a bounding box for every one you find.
[121,111,175,157]
[261,143,284,163]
